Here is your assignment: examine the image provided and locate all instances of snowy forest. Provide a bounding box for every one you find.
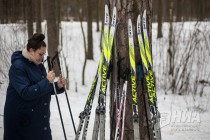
[0,0,210,140]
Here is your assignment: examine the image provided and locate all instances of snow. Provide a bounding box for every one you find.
[0,21,210,140]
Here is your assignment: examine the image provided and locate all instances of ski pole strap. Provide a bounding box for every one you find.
[51,51,61,71]
[137,64,143,79]
[47,52,62,75]
[47,56,52,71]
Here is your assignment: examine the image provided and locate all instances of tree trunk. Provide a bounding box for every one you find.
[157,0,163,38]
[56,0,61,40]
[96,0,100,32]
[10,0,15,23]
[77,0,87,85]
[168,0,175,94]
[45,0,60,76]
[168,0,174,76]
[14,0,20,22]
[36,0,42,33]
[27,0,33,37]
[176,0,182,21]
[87,0,94,59]
[1,0,6,23]
[109,0,153,139]
[23,0,26,23]
[0,0,3,23]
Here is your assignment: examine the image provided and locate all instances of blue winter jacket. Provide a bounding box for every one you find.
[4,51,64,140]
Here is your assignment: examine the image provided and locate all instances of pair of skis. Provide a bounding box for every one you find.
[128,10,162,140]
[92,5,117,140]
[137,10,161,140]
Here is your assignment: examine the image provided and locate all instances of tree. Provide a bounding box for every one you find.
[77,0,87,85]
[13,0,20,22]
[36,0,42,33]
[0,0,4,23]
[23,0,27,23]
[56,0,61,36]
[168,0,175,93]
[87,0,94,59]
[157,0,163,38]
[96,0,101,32]
[109,0,153,139]
[45,0,60,76]
[176,0,182,21]
[27,0,34,37]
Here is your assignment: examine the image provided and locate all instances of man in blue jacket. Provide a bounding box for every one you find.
[4,33,66,140]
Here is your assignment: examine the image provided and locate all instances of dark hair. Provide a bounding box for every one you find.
[27,33,46,51]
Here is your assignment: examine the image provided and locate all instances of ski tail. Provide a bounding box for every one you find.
[75,60,101,140]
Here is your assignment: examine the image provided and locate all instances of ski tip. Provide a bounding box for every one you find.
[113,6,117,13]
[128,18,132,25]
[137,14,140,22]
[113,7,117,18]
[143,10,146,18]
[105,5,109,15]
[105,4,108,10]
[104,5,109,25]
[142,10,147,28]
[111,7,117,25]
[128,19,133,37]
[137,15,141,32]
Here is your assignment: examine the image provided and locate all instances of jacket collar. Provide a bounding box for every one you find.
[22,48,40,65]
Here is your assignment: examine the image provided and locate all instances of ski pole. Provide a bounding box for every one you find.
[121,68,129,140]
[47,56,67,140]
[52,53,76,134]
[64,88,76,134]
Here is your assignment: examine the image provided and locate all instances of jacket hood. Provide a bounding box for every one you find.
[11,51,24,64]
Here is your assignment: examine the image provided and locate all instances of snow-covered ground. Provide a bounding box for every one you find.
[0,21,210,140]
